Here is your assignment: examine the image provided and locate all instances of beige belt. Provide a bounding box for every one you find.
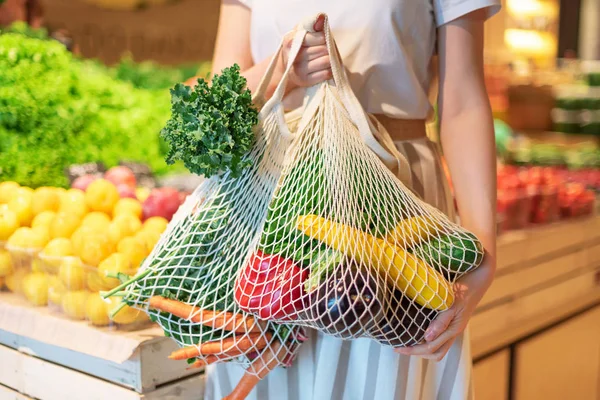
[373,114,427,142]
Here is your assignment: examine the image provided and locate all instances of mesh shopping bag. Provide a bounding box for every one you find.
[103,28,317,392]
[234,14,486,346]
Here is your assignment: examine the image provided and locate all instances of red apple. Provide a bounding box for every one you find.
[72,174,97,191]
[142,187,183,221]
[105,166,136,188]
[117,184,137,199]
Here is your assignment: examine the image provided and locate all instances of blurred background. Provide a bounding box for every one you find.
[0,0,599,399]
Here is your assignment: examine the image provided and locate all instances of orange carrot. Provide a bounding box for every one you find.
[186,355,222,370]
[149,296,261,334]
[168,332,272,361]
[223,341,284,400]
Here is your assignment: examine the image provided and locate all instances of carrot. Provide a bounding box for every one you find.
[223,341,284,400]
[168,332,272,360]
[186,355,222,370]
[149,296,261,334]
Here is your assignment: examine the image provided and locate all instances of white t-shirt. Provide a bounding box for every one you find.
[239,0,500,119]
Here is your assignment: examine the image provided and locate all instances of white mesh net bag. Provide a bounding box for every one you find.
[234,14,486,346]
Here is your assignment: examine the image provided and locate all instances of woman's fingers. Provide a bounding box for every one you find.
[291,55,331,86]
[301,45,328,61]
[424,308,456,342]
[303,32,326,47]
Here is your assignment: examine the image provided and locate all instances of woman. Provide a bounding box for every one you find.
[206,1,499,399]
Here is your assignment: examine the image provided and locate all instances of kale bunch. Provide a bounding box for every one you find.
[161,64,258,178]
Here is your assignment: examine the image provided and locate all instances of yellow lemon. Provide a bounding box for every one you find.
[48,276,66,305]
[117,236,148,268]
[142,216,168,234]
[22,272,49,306]
[135,187,150,203]
[7,227,34,248]
[31,187,61,216]
[31,258,43,273]
[112,214,141,236]
[97,253,132,288]
[49,212,81,239]
[62,290,90,320]
[107,221,128,245]
[108,297,141,325]
[58,257,87,290]
[0,182,20,204]
[32,211,56,229]
[7,191,34,226]
[113,198,143,219]
[41,238,74,273]
[0,249,13,277]
[5,269,27,293]
[29,226,50,249]
[85,293,111,326]
[76,233,114,267]
[85,179,120,214]
[135,230,161,253]
[0,207,19,241]
[86,270,111,292]
[59,189,88,217]
[81,211,111,231]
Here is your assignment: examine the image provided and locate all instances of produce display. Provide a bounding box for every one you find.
[0,28,197,189]
[0,166,186,329]
[105,19,486,398]
[497,164,597,231]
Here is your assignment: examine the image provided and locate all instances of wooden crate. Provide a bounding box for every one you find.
[0,293,200,394]
[0,344,205,400]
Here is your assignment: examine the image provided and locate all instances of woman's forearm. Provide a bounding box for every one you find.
[440,105,497,258]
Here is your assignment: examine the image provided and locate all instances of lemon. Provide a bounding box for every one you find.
[49,212,81,239]
[32,211,56,229]
[81,212,111,231]
[48,276,66,305]
[5,269,27,293]
[32,187,61,216]
[0,207,19,241]
[113,198,143,219]
[85,179,120,214]
[135,230,161,253]
[62,290,90,320]
[107,221,128,245]
[108,297,141,325]
[0,249,13,277]
[97,253,131,288]
[22,272,49,306]
[85,293,111,326]
[112,214,141,236]
[7,227,34,248]
[117,236,148,268]
[29,226,50,249]
[59,256,87,290]
[76,233,114,267]
[59,189,88,217]
[0,182,20,204]
[142,216,168,234]
[31,258,43,273]
[7,191,34,227]
[86,270,111,292]
[41,238,73,273]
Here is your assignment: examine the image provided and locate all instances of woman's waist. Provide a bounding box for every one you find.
[372,114,427,142]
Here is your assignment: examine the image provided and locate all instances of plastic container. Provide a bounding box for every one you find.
[530,185,560,224]
[497,188,533,230]
[4,245,42,298]
[86,293,152,331]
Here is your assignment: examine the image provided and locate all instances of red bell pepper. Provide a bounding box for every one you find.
[235,250,308,321]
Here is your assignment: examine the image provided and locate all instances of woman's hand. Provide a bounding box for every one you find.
[280,14,332,91]
[394,253,495,361]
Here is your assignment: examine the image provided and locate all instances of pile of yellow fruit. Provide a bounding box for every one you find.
[0,180,168,328]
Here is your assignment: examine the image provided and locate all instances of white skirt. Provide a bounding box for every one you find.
[204,138,474,400]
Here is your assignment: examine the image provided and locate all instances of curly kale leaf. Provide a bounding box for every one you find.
[160,64,258,178]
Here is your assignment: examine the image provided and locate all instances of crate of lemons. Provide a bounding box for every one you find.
[0,180,168,329]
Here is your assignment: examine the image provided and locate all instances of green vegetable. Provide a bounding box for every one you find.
[0,32,175,187]
[160,64,258,178]
[304,249,343,293]
[412,231,484,275]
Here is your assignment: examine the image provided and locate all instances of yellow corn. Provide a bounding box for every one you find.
[386,215,443,248]
[296,214,454,311]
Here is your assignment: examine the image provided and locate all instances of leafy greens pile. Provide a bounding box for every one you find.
[0,31,175,188]
[160,65,258,178]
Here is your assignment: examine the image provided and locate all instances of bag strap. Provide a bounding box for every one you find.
[302,14,413,186]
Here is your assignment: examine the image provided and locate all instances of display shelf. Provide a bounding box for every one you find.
[472,215,600,359]
[0,293,202,398]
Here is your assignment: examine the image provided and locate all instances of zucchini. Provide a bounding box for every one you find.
[413,231,484,276]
